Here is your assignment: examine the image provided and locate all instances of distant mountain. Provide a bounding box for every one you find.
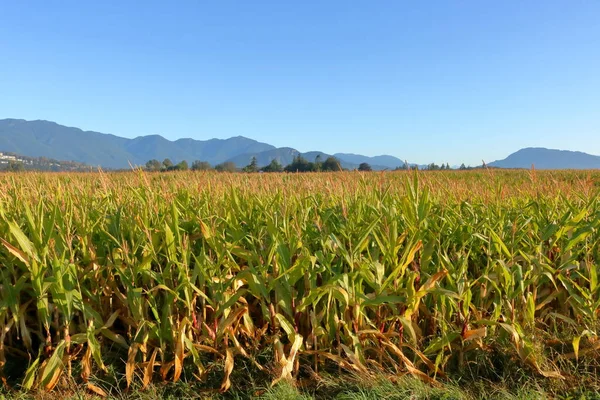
[488,147,600,170]
[6,119,600,172]
[0,118,408,170]
[123,134,275,167]
[334,153,406,169]
[0,119,275,168]
[0,119,131,168]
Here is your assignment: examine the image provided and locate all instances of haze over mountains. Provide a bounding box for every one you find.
[0,119,405,170]
[1,118,600,170]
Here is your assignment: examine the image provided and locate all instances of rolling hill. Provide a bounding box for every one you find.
[0,119,276,168]
[0,119,407,170]
[334,153,406,169]
[488,148,600,170]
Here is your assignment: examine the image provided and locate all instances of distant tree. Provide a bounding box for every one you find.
[314,155,323,172]
[175,160,189,171]
[162,159,173,170]
[215,161,237,172]
[358,162,372,172]
[145,159,162,171]
[242,156,259,173]
[322,156,342,172]
[285,155,313,172]
[459,163,467,170]
[191,160,212,171]
[6,160,25,172]
[261,159,283,173]
[395,161,411,170]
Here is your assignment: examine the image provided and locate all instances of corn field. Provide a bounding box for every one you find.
[1,170,600,394]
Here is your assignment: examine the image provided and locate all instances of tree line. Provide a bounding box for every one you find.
[144,157,476,173]
[145,158,246,172]
[144,155,362,173]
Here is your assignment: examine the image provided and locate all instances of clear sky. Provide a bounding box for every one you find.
[1,1,599,166]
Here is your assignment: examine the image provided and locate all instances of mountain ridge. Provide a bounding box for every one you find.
[334,153,406,169]
[0,119,276,168]
[3,119,600,170]
[0,118,409,170]
[488,147,600,169]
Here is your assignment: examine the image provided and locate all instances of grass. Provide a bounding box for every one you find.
[2,375,596,400]
[1,169,600,398]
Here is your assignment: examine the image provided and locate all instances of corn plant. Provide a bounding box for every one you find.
[0,169,599,393]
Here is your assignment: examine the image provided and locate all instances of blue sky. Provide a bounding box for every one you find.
[1,1,599,166]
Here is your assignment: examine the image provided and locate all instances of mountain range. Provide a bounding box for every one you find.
[487,147,600,170]
[0,119,405,170]
[2,118,600,170]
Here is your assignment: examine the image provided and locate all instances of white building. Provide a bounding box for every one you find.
[0,152,17,161]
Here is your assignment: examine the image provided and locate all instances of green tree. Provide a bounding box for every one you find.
[395,161,410,171]
[145,159,162,171]
[261,159,283,172]
[358,162,372,172]
[215,161,237,172]
[175,160,189,171]
[242,156,259,173]
[191,160,212,171]
[285,155,313,172]
[162,159,173,170]
[6,160,25,172]
[322,157,342,172]
[459,163,467,170]
[314,155,323,172]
